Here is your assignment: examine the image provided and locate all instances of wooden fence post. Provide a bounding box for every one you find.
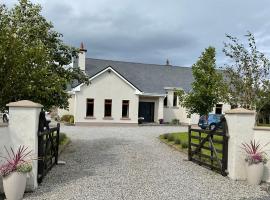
[55,123,60,164]
[188,125,192,161]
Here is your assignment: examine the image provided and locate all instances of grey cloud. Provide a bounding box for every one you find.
[3,0,270,67]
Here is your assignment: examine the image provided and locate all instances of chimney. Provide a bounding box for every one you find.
[166,59,171,66]
[73,42,87,71]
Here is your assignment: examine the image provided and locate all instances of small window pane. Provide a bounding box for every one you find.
[104,99,112,117]
[86,98,94,117]
[173,92,177,107]
[122,100,129,118]
[215,104,223,114]
[164,96,168,106]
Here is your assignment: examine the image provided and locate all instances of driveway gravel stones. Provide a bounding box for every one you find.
[24,126,270,200]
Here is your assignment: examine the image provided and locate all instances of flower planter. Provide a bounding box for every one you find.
[3,172,27,200]
[246,162,264,185]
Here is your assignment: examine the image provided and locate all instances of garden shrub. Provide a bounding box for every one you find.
[59,132,68,145]
[181,142,188,149]
[61,115,74,122]
[69,115,74,124]
[171,118,180,125]
[168,134,174,142]
[174,138,181,145]
[163,133,169,139]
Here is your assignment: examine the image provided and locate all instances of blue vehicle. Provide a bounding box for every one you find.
[198,114,223,130]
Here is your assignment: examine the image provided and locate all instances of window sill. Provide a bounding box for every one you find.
[103,117,114,120]
[164,106,169,108]
[121,117,131,120]
[85,116,96,120]
[172,106,179,109]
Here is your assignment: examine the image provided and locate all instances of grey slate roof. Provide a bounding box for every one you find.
[84,58,194,94]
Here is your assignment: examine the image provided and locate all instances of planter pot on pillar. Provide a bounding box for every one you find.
[246,162,264,185]
[3,172,27,200]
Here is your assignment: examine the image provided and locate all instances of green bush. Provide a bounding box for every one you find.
[163,133,169,139]
[181,142,188,149]
[168,134,174,142]
[69,115,74,124]
[174,138,181,145]
[59,132,68,145]
[61,115,74,122]
[171,118,180,125]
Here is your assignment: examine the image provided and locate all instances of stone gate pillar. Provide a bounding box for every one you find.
[7,100,43,190]
[225,108,256,180]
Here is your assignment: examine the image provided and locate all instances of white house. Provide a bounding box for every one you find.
[59,43,231,125]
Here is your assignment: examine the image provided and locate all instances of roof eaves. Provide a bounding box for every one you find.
[72,66,142,93]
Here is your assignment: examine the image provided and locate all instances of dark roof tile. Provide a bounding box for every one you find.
[84,58,194,94]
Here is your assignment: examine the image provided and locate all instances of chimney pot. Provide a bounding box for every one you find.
[166,59,170,66]
[76,42,87,71]
[80,42,87,52]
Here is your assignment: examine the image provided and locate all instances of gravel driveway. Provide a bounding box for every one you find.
[24,125,269,200]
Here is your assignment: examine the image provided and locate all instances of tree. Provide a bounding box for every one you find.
[0,0,88,110]
[178,46,227,116]
[223,32,270,111]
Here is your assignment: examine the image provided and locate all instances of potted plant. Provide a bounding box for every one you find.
[0,146,32,200]
[159,119,164,124]
[241,140,268,185]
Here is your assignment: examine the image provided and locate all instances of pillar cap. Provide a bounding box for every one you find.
[225,108,255,114]
[6,100,43,108]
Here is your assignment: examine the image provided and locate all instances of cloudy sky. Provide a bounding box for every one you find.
[4,0,270,67]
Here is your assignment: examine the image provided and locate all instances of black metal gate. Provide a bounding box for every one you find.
[38,111,60,183]
[188,118,229,176]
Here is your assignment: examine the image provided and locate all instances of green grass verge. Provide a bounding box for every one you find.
[159,132,224,161]
[59,132,70,149]
[257,123,270,127]
[159,132,189,153]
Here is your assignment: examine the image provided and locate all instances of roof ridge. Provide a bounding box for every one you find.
[86,57,190,69]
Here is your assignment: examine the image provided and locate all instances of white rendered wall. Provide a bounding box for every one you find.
[0,127,10,149]
[221,103,231,114]
[78,51,86,71]
[225,109,270,183]
[157,97,164,120]
[58,94,75,117]
[163,90,180,123]
[225,109,256,180]
[253,127,270,182]
[0,126,11,192]
[210,103,231,114]
[72,50,85,71]
[8,106,40,190]
[163,90,199,124]
[0,101,42,193]
[75,71,139,124]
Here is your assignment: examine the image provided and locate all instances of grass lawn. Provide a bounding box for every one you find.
[257,123,270,127]
[159,131,225,167]
[59,132,70,153]
[159,132,189,152]
[59,132,70,146]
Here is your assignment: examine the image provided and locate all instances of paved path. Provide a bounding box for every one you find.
[25,126,269,200]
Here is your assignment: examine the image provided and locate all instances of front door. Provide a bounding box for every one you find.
[139,102,155,122]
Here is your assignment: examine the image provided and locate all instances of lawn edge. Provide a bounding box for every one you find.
[158,136,188,154]
[59,137,71,155]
